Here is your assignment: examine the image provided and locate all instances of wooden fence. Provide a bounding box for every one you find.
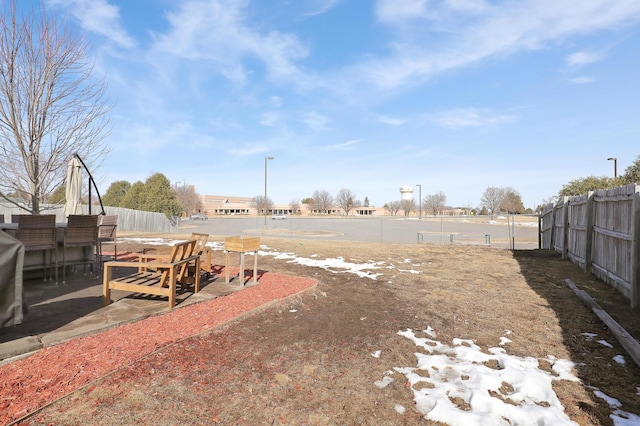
[540,184,640,307]
[0,204,177,234]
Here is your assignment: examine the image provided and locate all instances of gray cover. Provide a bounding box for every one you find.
[0,230,25,327]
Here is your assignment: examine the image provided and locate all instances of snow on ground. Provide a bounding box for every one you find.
[376,328,640,425]
[121,237,640,424]
[378,327,580,425]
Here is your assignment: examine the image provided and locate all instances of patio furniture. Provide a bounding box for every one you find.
[224,236,260,285]
[103,239,200,309]
[139,233,212,277]
[0,230,25,327]
[11,215,21,224]
[97,215,118,266]
[191,232,212,276]
[62,215,99,283]
[15,214,58,283]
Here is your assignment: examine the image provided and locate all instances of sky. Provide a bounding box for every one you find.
[128,236,640,424]
[21,0,640,209]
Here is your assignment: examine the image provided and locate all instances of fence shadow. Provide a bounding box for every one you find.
[512,249,640,423]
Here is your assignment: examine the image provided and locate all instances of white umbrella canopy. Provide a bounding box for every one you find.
[63,157,83,217]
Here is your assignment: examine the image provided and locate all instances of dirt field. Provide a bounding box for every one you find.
[21,237,640,425]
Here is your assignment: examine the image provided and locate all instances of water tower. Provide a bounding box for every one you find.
[400,185,413,201]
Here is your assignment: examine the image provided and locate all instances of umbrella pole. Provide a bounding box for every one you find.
[73,153,105,215]
[88,176,92,215]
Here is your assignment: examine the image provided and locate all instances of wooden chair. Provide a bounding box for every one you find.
[16,214,58,283]
[140,233,212,277]
[63,215,99,283]
[191,232,212,275]
[97,215,118,266]
[11,214,21,224]
[103,240,200,309]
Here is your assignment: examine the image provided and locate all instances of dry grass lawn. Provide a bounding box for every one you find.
[24,237,640,425]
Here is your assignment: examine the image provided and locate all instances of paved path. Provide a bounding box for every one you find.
[184,215,540,249]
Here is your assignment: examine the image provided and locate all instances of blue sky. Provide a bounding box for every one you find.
[31,0,640,208]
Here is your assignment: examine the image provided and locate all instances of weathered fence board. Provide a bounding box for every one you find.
[0,204,177,234]
[541,184,640,308]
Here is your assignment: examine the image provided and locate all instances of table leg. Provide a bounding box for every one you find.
[225,250,230,284]
[253,250,258,284]
[240,252,245,285]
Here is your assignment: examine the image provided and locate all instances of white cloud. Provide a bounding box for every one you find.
[570,76,595,84]
[150,0,308,84]
[446,0,489,13]
[377,115,406,126]
[375,0,430,24]
[227,144,269,156]
[322,139,362,151]
[303,111,329,131]
[259,111,282,127]
[304,0,343,17]
[436,108,516,129]
[354,1,640,90]
[566,51,603,67]
[46,0,135,48]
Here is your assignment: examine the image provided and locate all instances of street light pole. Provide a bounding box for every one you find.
[416,184,422,219]
[607,157,617,178]
[264,156,274,225]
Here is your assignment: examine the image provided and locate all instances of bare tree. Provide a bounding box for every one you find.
[175,183,203,216]
[251,195,273,216]
[0,1,110,214]
[401,199,416,217]
[500,187,525,214]
[480,186,507,217]
[423,191,447,216]
[384,200,401,216]
[289,199,300,215]
[312,189,334,214]
[335,188,360,216]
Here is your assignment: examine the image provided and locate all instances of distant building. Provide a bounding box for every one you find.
[199,194,381,216]
[200,195,252,215]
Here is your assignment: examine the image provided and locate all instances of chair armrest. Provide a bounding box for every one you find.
[104,259,192,270]
[139,253,172,262]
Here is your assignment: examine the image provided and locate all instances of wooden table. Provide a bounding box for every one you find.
[224,236,260,285]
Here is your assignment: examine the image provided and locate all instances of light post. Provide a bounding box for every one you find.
[607,157,617,178]
[264,156,274,225]
[416,184,422,219]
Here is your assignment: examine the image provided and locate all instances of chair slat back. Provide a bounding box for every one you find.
[65,215,99,246]
[158,240,197,287]
[98,215,118,240]
[16,215,57,250]
[191,233,209,254]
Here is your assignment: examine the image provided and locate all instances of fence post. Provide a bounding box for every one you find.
[584,191,594,272]
[549,203,556,251]
[562,197,570,259]
[538,213,541,249]
[631,185,640,309]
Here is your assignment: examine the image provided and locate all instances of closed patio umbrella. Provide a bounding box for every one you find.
[63,157,83,217]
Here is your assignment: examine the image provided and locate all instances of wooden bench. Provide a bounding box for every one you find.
[138,233,212,279]
[102,240,200,309]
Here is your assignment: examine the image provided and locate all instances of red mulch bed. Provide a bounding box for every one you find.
[0,270,317,425]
